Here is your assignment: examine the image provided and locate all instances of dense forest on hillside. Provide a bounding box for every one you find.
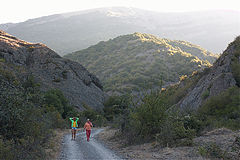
[65,33,217,95]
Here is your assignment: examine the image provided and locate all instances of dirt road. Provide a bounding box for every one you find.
[58,128,122,160]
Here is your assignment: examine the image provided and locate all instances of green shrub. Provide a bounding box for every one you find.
[198,143,227,159]
[52,78,61,82]
[118,88,203,146]
[198,86,240,130]
[79,108,106,127]
[103,95,131,121]
[62,70,68,79]
[0,90,48,159]
[0,76,76,159]
[44,89,65,115]
[0,58,5,63]
[22,75,41,93]
[135,96,167,138]
[0,138,14,160]
[44,89,75,119]
[198,146,208,157]
[0,66,16,82]
[119,92,169,143]
[182,114,203,136]
[201,89,210,100]
[156,111,196,147]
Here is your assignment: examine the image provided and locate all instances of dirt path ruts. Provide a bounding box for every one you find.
[58,128,121,160]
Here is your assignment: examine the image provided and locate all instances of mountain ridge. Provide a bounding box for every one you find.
[1,7,239,55]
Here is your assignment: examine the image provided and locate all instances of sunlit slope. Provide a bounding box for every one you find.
[65,33,217,94]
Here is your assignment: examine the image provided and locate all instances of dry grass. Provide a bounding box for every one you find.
[45,129,70,160]
[96,128,240,160]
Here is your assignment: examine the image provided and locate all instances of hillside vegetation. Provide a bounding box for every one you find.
[102,36,240,159]
[0,31,107,159]
[0,62,107,159]
[0,61,75,159]
[104,37,240,159]
[65,33,217,95]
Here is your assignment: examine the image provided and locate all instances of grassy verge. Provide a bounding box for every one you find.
[44,129,70,160]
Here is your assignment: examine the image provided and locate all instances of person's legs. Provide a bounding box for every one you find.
[88,130,91,140]
[71,128,74,140]
[86,130,89,141]
[73,129,76,140]
[86,130,91,141]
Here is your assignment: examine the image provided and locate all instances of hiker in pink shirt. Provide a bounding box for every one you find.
[84,119,93,142]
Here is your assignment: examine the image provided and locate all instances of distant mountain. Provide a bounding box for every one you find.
[0,30,104,110]
[0,23,16,30]
[65,33,217,95]
[1,7,239,55]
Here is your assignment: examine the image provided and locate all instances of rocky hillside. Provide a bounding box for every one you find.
[98,128,240,160]
[176,36,240,109]
[97,37,239,160]
[0,30,104,110]
[1,7,239,55]
[65,33,217,95]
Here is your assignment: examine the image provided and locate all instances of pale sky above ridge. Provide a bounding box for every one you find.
[1,0,240,23]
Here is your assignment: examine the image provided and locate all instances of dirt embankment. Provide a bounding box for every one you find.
[96,128,240,160]
[44,129,70,160]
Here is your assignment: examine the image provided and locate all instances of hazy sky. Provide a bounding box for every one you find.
[1,0,239,23]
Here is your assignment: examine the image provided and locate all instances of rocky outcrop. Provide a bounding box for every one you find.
[0,30,104,110]
[177,37,239,109]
